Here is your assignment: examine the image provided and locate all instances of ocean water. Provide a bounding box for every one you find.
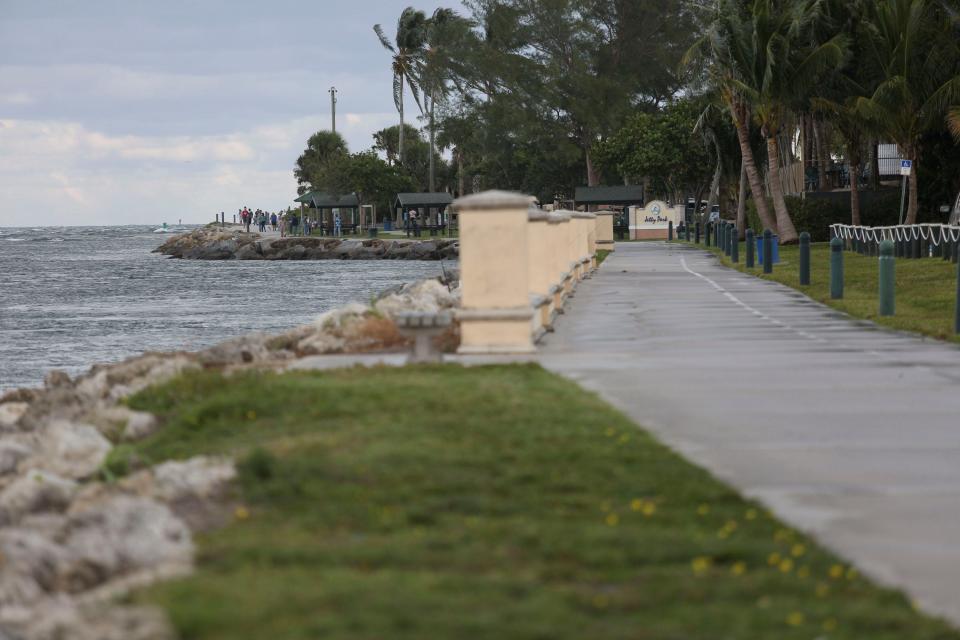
[0,226,449,392]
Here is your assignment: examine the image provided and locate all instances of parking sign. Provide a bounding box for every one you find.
[900,160,913,176]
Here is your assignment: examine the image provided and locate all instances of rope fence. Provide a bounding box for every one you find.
[830,223,960,259]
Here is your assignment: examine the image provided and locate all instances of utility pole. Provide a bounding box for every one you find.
[329,86,338,134]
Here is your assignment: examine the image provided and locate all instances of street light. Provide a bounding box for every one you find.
[329,86,338,134]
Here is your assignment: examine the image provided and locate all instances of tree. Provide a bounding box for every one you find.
[595,98,714,204]
[855,0,960,224]
[294,130,348,195]
[374,8,428,164]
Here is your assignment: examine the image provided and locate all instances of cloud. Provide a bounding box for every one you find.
[0,112,401,226]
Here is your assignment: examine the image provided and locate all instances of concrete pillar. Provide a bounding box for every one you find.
[548,212,571,313]
[527,207,553,338]
[454,190,537,354]
[572,211,597,272]
[594,210,615,253]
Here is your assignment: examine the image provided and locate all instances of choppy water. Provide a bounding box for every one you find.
[0,226,448,392]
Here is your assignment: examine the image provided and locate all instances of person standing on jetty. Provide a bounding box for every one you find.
[270,212,278,232]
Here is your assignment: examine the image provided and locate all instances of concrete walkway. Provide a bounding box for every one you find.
[539,241,960,625]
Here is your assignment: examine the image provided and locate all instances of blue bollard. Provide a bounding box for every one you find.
[799,232,811,285]
[762,229,773,274]
[879,240,895,316]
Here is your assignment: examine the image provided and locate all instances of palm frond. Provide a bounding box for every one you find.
[948,107,960,141]
[373,24,396,54]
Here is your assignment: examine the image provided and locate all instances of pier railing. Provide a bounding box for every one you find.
[453,191,603,354]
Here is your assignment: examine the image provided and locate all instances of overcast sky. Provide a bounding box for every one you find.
[0,0,463,226]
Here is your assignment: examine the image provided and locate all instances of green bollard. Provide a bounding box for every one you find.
[762,229,773,274]
[955,259,960,334]
[724,223,731,256]
[706,222,712,247]
[695,222,701,244]
[799,232,811,285]
[879,240,895,316]
[746,229,755,268]
[953,240,959,264]
[830,236,844,299]
[668,220,674,242]
[731,226,739,263]
[685,222,691,242]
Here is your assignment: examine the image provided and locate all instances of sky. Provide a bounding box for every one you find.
[0,0,463,226]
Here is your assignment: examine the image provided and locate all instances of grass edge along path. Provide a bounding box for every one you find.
[681,238,960,343]
[117,365,959,640]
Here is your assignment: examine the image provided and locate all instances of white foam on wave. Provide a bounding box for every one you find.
[5,238,26,242]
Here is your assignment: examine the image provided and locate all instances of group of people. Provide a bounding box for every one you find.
[238,207,280,234]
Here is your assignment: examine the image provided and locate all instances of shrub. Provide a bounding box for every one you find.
[746,190,902,241]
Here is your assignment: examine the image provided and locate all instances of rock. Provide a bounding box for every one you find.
[235,243,262,260]
[0,442,33,476]
[197,334,273,366]
[43,371,71,390]
[7,603,175,640]
[0,527,64,607]
[374,279,460,318]
[60,496,192,593]
[0,471,77,525]
[0,403,28,430]
[85,407,158,442]
[30,421,111,480]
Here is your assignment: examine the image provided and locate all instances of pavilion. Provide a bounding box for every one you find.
[393,192,454,228]
[294,191,361,231]
[573,185,645,211]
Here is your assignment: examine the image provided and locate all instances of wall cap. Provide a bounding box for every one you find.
[453,190,535,212]
[571,211,597,219]
[528,206,550,221]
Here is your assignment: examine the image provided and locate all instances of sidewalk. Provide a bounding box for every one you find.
[539,241,960,625]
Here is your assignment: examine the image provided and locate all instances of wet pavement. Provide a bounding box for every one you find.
[539,241,960,625]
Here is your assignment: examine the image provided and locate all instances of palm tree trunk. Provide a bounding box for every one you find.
[585,148,600,187]
[737,158,748,239]
[456,148,465,197]
[731,103,777,233]
[907,153,919,225]
[766,136,798,243]
[814,121,829,191]
[399,76,405,163]
[428,94,436,192]
[850,161,861,225]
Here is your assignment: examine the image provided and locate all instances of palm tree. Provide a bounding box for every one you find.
[416,9,472,192]
[950,107,960,140]
[374,8,428,164]
[729,0,847,243]
[685,1,778,235]
[854,0,960,224]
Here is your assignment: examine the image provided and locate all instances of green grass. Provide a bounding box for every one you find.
[120,365,958,639]
[596,249,611,266]
[682,239,960,342]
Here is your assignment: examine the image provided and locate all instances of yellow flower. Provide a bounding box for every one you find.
[691,556,712,575]
[791,544,806,557]
[767,552,782,566]
[605,513,619,527]
[234,505,250,520]
[642,502,656,517]
[697,504,710,516]
[745,508,758,520]
[618,434,630,444]
[246,410,257,421]
[731,561,747,576]
[786,612,805,627]
[630,499,643,512]
[779,558,794,573]
[797,566,810,579]
[845,567,858,581]
[828,564,844,579]
[822,617,838,631]
[605,428,616,437]
[774,528,792,542]
[815,583,830,598]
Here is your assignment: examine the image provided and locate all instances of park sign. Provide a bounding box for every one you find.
[900,160,913,176]
[627,200,684,240]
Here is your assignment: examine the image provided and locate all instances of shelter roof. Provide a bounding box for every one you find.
[394,192,454,208]
[294,191,359,209]
[574,185,645,206]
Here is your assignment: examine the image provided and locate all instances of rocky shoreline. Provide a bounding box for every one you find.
[0,277,460,639]
[154,226,459,261]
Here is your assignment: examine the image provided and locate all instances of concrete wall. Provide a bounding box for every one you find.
[453,191,600,354]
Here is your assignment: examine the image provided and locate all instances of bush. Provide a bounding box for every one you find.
[746,190,902,241]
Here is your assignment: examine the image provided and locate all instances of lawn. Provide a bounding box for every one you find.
[684,238,960,342]
[119,365,958,640]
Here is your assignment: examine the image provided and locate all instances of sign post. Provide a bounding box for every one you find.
[898,160,913,225]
